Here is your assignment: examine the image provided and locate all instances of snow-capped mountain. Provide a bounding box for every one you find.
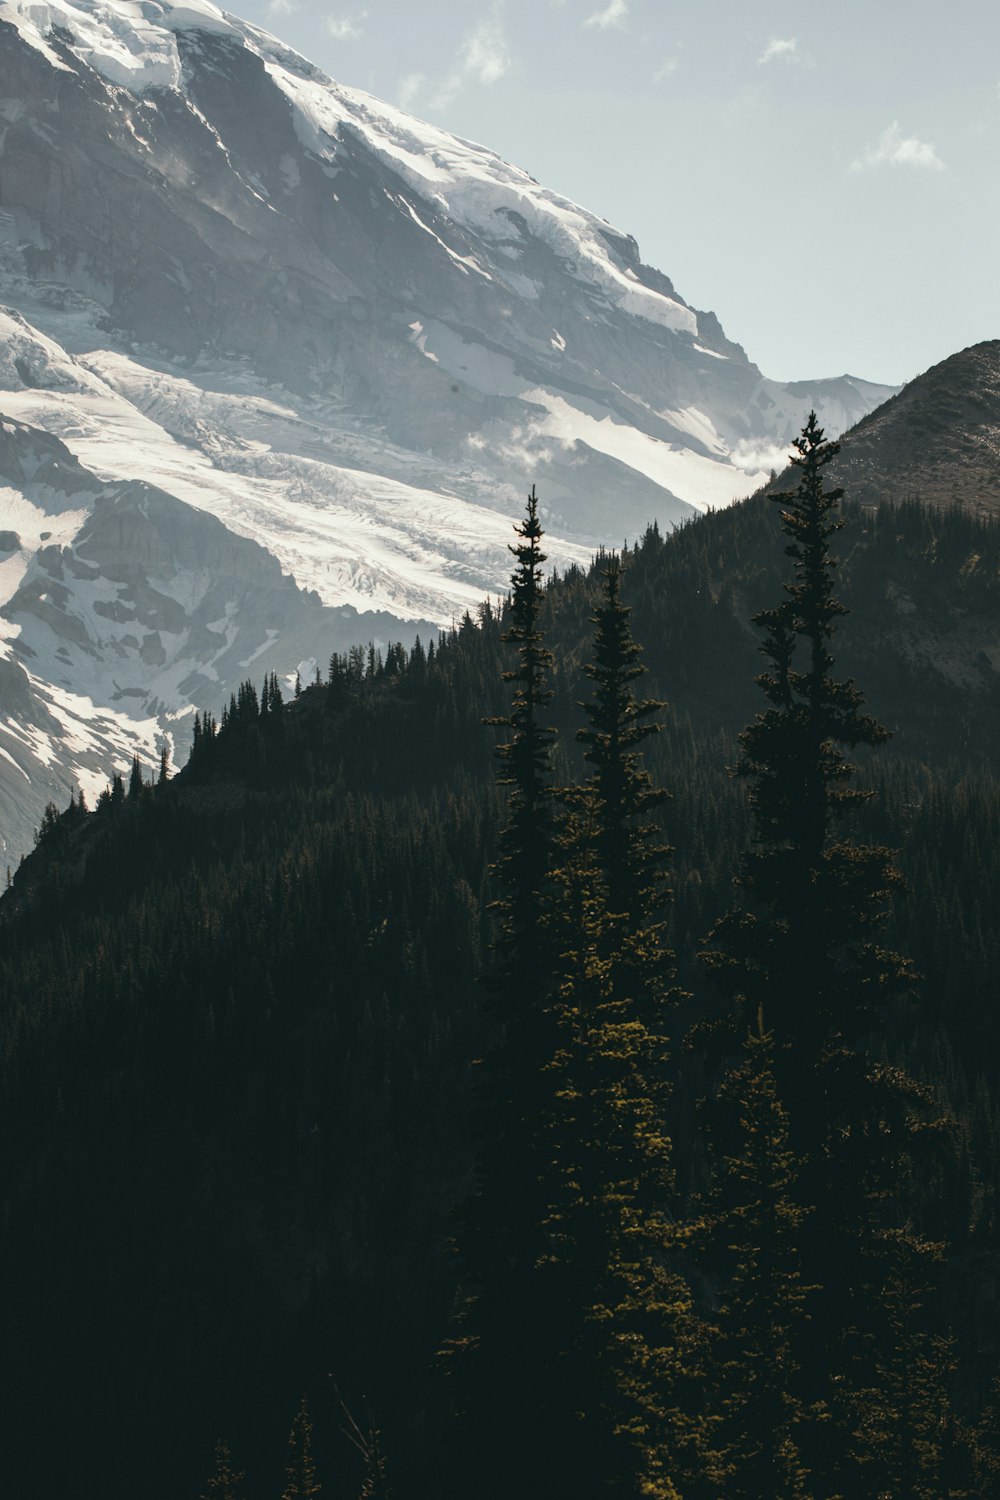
[0,0,895,861]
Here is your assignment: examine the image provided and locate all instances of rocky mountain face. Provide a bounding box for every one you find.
[767,342,1000,513]
[0,0,896,860]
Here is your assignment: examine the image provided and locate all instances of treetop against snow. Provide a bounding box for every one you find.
[0,0,697,339]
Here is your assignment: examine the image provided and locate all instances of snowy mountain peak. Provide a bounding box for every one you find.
[0,0,896,860]
[3,0,229,88]
[4,0,700,343]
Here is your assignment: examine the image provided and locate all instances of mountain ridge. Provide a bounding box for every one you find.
[771,340,1000,514]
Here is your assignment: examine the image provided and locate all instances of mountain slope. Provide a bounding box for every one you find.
[766,341,1000,513]
[0,0,896,859]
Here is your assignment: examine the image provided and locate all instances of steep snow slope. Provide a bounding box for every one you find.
[0,0,895,859]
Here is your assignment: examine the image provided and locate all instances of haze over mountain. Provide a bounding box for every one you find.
[0,0,898,860]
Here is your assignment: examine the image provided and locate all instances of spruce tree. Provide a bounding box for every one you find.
[487,484,557,975]
[337,1389,391,1500]
[200,1440,245,1500]
[701,412,947,1485]
[699,1021,817,1498]
[576,556,668,930]
[448,487,560,1499]
[128,754,144,801]
[848,1231,968,1498]
[702,414,914,1193]
[282,1398,321,1500]
[542,558,694,1497]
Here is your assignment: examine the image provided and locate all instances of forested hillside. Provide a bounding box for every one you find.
[2,430,1000,1498]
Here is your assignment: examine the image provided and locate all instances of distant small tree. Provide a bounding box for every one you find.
[336,1388,391,1500]
[128,754,144,801]
[34,801,61,846]
[282,1398,321,1500]
[200,1439,245,1500]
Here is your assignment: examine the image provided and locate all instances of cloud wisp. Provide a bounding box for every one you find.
[758,37,799,65]
[326,12,367,40]
[397,72,426,110]
[265,0,297,17]
[584,0,628,30]
[432,12,511,109]
[851,121,945,172]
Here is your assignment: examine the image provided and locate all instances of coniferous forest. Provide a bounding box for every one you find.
[4,418,1000,1497]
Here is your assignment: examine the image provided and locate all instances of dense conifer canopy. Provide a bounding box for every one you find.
[1,474,999,1497]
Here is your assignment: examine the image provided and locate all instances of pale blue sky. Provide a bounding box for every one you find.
[233,0,998,386]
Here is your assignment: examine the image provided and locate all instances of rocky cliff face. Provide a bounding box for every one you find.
[0,0,896,859]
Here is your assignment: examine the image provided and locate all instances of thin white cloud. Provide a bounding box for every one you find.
[398,72,426,109]
[326,11,367,40]
[432,13,511,109]
[584,0,628,30]
[265,0,297,17]
[851,121,945,172]
[759,37,798,64]
[653,56,678,83]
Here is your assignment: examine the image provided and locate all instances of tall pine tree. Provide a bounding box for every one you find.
[542,557,695,1497]
[282,1399,321,1500]
[701,413,949,1488]
[446,487,561,1499]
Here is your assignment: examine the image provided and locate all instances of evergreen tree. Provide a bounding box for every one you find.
[576,556,668,930]
[702,414,916,1196]
[282,1399,321,1500]
[487,484,557,973]
[337,1390,391,1500]
[848,1231,969,1498]
[447,487,561,1499]
[128,754,144,802]
[34,801,60,846]
[701,412,947,1484]
[699,1020,817,1498]
[200,1440,245,1500]
[540,558,693,1496]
